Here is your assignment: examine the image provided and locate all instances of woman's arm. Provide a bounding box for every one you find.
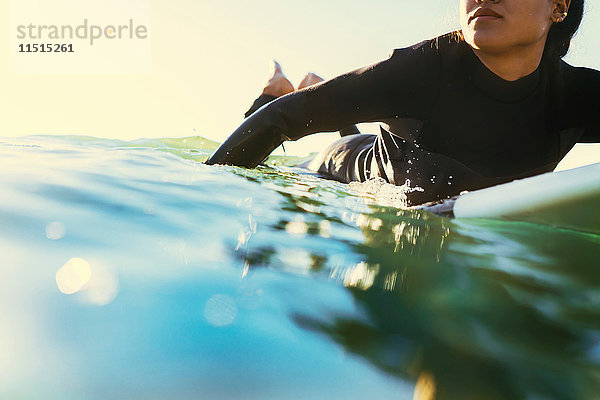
[206,43,440,167]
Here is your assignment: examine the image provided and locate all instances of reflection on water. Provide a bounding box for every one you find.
[274,192,599,399]
[55,257,120,305]
[414,372,436,400]
[83,263,120,306]
[45,221,66,240]
[56,258,92,294]
[204,294,238,327]
[1,135,599,400]
[233,171,600,399]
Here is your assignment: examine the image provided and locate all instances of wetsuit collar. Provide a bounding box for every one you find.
[462,43,541,103]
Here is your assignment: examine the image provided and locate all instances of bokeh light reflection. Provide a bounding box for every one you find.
[55,258,91,295]
[414,372,436,400]
[55,258,119,305]
[204,294,238,327]
[84,265,119,306]
[330,262,380,291]
[45,221,66,240]
[285,219,308,237]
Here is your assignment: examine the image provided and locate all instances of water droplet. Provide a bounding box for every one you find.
[45,222,66,240]
[204,295,237,327]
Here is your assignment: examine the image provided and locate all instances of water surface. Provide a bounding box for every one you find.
[1,135,598,400]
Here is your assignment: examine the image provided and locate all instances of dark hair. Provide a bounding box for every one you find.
[546,0,585,59]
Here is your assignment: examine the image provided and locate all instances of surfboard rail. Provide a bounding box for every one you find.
[418,162,600,235]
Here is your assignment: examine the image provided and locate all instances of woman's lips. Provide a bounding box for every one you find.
[473,15,500,22]
[469,8,503,24]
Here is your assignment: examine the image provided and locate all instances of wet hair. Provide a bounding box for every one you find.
[545,0,585,59]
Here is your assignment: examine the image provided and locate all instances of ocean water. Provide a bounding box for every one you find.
[1,135,599,400]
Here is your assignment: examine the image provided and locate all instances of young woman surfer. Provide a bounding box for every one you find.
[206,0,599,206]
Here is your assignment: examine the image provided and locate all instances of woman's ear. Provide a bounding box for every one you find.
[552,0,572,23]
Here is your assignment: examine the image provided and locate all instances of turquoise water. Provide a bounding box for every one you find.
[1,135,599,400]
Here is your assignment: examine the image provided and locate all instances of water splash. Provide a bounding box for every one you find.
[348,177,424,209]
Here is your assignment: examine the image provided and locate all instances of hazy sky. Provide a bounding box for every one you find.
[2,0,599,157]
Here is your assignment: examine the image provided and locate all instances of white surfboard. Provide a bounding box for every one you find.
[419,162,600,235]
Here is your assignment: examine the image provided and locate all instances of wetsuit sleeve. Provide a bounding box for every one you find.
[581,128,600,143]
[572,67,600,143]
[206,43,440,167]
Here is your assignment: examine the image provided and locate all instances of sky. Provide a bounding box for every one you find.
[2,0,599,162]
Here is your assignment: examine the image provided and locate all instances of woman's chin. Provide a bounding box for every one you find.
[465,30,508,53]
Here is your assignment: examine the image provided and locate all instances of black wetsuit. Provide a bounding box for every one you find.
[206,33,600,205]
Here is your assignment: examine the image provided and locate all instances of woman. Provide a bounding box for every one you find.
[206,0,599,206]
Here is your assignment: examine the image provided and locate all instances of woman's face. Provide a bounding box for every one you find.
[460,0,561,54]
